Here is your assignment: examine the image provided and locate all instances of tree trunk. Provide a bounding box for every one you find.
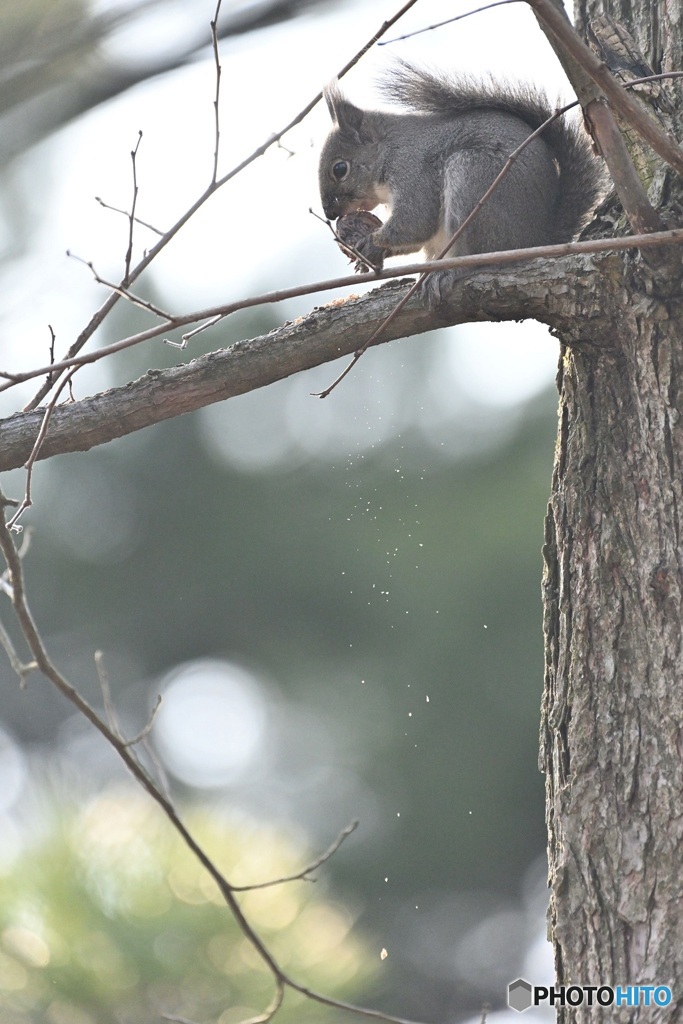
[541,0,683,1018]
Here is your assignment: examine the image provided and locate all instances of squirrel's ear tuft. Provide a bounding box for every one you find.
[323,81,344,122]
[323,81,366,141]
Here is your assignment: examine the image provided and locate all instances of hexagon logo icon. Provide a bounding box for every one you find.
[508,978,533,1012]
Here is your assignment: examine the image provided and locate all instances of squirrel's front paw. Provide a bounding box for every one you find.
[335,213,385,273]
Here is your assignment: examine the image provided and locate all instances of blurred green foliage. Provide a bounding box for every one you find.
[0,788,373,1023]
[0,341,556,1017]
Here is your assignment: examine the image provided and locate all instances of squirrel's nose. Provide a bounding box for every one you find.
[323,197,342,220]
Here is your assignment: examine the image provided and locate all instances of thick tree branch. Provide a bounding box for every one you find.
[586,97,663,234]
[526,0,665,237]
[0,250,619,472]
[527,0,683,176]
[5,229,682,398]
[1,229,681,474]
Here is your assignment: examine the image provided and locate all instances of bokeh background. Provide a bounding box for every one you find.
[0,1,576,1021]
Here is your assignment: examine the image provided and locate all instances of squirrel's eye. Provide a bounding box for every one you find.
[332,160,349,181]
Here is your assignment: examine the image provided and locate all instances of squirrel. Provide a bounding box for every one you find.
[318,62,605,307]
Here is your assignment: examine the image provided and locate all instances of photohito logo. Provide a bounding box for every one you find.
[508,979,672,1012]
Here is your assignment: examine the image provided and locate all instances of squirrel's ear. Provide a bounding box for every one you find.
[323,81,366,141]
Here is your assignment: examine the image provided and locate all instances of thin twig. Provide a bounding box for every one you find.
[310,208,383,273]
[210,0,223,184]
[0,616,36,684]
[176,314,224,346]
[96,648,121,737]
[95,196,165,236]
[67,251,177,321]
[627,71,683,88]
[6,369,76,531]
[379,0,522,44]
[231,820,359,891]
[124,131,143,281]
[125,695,163,747]
[241,980,285,1024]
[38,324,60,395]
[285,980,430,1024]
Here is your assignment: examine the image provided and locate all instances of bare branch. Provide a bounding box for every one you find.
[174,314,224,347]
[525,1,673,239]
[526,0,683,175]
[586,97,662,234]
[37,324,60,397]
[126,695,163,747]
[1,230,683,472]
[124,131,143,281]
[210,0,224,184]
[2,228,681,405]
[67,251,177,321]
[95,196,165,236]
[0,616,36,684]
[95,648,120,736]
[379,0,523,45]
[6,369,76,531]
[627,71,683,89]
[231,820,359,891]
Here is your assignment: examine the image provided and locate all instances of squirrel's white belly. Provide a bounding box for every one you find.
[423,222,452,260]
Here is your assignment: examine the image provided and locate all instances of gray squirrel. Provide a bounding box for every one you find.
[318,62,605,307]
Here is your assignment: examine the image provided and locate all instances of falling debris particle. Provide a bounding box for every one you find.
[380,948,388,960]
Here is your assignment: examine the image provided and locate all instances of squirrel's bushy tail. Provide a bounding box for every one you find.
[381,61,605,243]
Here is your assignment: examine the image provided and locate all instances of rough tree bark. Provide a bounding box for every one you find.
[541,0,683,1018]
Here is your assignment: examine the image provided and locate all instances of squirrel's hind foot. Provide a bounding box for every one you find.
[419,268,461,310]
